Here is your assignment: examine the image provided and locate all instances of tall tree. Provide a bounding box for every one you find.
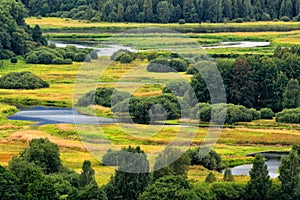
[244,154,272,200]
[79,160,96,188]
[183,0,198,22]
[222,0,232,19]
[283,79,300,109]
[143,0,153,22]
[156,1,171,23]
[279,150,300,200]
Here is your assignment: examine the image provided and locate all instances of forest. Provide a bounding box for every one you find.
[22,0,300,23]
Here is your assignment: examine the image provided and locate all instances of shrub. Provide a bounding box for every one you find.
[276,108,300,123]
[293,14,300,22]
[147,52,158,61]
[111,49,130,61]
[178,19,186,24]
[147,58,171,72]
[37,52,57,64]
[162,80,190,97]
[74,53,87,62]
[260,108,274,119]
[0,61,4,67]
[10,57,18,64]
[273,18,279,22]
[119,53,134,64]
[52,57,66,64]
[205,172,217,183]
[90,50,98,59]
[48,43,57,49]
[250,108,261,120]
[0,71,49,89]
[36,15,42,19]
[280,16,291,22]
[236,18,243,23]
[262,13,271,21]
[169,58,188,72]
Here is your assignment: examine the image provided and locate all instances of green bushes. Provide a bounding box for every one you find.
[178,19,186,24]
[77,87,131,108]
[0,71,49,90]
[260,108,274,119]
[25,46,96,64]
[276,108,300,123]
[147,58,188,72]
[195,103,259,124]
[162,80,190,97]
[280,16,291,22]
[10,57,18,63]
[111,49,135,63]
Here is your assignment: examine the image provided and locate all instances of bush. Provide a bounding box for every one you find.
[169,58,188,72]
[260,108,274,119]
[10,57,18,64]
[262,13,271,21]
[147,52,158,61]
[293,14,300,22]
[236,18,243,23]
[90,50,98,59]
[52,57,66,64]
[162,80,190,97]
[250,108,261,120]
[0,71,50,89]
[147,58,171,72]
[111,49,130,61]
[36,15,42,19]
[280,16,291,22]
[178,19,186,24]
[276,108,300,123]
[119,53,134,64]
[74,53,87,62]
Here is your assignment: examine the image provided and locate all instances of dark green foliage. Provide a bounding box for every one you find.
[191,183,217,200]
[26,179,60,200]
[153,147,191,181]
[79,160,95,188]
[223,168,234,182]
[128,94,180,124]
[178,19,186,24]
[74,53,88,62]
[120,53,135,63]
[20,138,62,174]
[77,87,130,107]
[205,172,217,183]
[276,108,300,123]
[281,15,291,21]
[163,80,190,97]
[147,58,188,72]
[104,146,151,200]
[0,165,22,200]
[0,71,49,90]
[250,108,261,120]
[278,149,300,200]
[187,146,223,171]
[139,176,191,200]
[283,79,300,109]
[77,184,108,200]
[244,154,271,200]
[111,49,131,61]
[260,108,274,119]
[211,182,245,200]
[10,57,18,63]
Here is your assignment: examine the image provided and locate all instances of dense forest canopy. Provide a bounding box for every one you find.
[0,0,46,59]
[22,0,300,23]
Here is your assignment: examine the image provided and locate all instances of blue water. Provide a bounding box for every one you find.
[7,106,114,126]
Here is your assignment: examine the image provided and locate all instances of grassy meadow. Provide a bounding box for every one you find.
[1,18,300,186]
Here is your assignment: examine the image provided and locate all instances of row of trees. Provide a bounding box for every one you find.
[23,0,300,23]
[191,46,300,112]
[0,0,46,59]
[3,138,300,199]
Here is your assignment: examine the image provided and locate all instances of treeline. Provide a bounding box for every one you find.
[190,46,300,112]
[0,0,46,59]
[22,0,300,23]
[3,138,300,200]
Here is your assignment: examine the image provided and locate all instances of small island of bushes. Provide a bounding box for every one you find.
[0,71,50,90]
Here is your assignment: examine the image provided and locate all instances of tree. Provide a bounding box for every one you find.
[183,0,198,22]
[79,160,95,187]
[156,1,171,23]
[279,150,300,199]
[153,147,191,181]
[222,0,232,19]
[139,176,191,200]
[280,0,294,18]
[230,58,257,108]
[244,154,272,200]
[0,165,22,200]
[77,184,108,200]
[117,3,124,21]
[223,168,234,182]
[143,0,153,22]
[205,172,217,183]
[20,138,62,174]
[283,79,300,109]
[104,146,151,200]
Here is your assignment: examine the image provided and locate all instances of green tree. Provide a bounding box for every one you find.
[143,0,153,22]
[153,147,191,181]
[279,150,300,199]
[280,0,294,18]
[156,1,171,23]
[104,146,151,200]
[244,154,272,200]
[183,0,198,22]
[139,176,191,200]
[222,0,232,19]
[79,160,95,187]
[283,79,300,109]
[205,172,217,183]
[223,168,234,182]
[20,138,62,174]
[117,3,124,21]
[0,165,22,200]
